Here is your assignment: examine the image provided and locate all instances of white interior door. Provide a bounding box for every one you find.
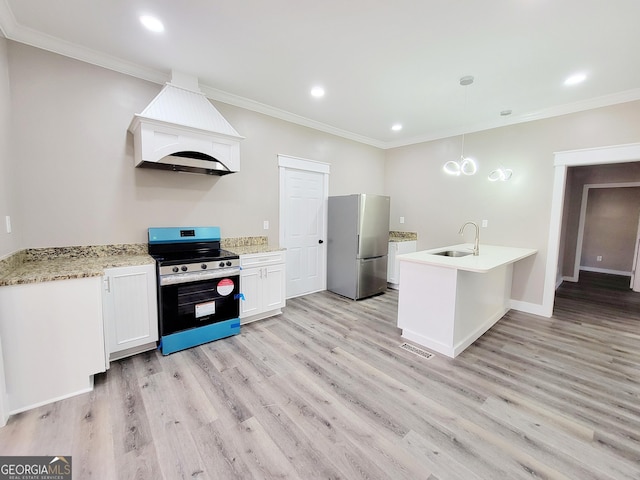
[279,155,329,299]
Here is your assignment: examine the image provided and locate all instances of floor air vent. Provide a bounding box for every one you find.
[400,342,435,359]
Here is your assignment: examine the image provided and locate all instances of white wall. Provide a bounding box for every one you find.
[581,187,640,272]
[561,163,640,277]
[7,41,385,249]
[0,36,17,258]
[6,39,640,310]
[385,101,640,306]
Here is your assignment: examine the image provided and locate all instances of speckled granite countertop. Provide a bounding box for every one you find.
[0,237,285,286]
[389,231,418,242]
[222,236,285,255]
[0,244,154,286]
[228,245,286,255]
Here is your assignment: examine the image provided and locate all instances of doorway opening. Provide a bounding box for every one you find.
[565,181,640,284]
[546,143,640,316]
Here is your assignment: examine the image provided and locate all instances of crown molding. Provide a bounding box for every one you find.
[1,1,639,151]
[198,84,385,148]
[382,88,640,149]
[0,0,16,38]
[0,4,384,148]
[0,2,167,85]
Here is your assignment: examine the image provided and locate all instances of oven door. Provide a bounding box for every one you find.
[159,273,240,336]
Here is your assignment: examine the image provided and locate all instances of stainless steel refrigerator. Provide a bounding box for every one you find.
[327,194,390,300]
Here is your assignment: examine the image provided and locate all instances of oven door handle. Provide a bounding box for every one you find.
[159,267,240,286]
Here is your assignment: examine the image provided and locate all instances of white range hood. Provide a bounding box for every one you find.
[128,72,244,175]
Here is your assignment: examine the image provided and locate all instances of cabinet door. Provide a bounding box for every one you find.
[388,242,398,283]
[390,241,417,286]
[240,267,262,318]
[263,263,286,311]
[103,264,158,356]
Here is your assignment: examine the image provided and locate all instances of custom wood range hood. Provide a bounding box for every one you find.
[128,71,244,176]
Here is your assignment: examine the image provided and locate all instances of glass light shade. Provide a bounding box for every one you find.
[460,157,477,175]
[443,160,461,175]
[488,168,513,182]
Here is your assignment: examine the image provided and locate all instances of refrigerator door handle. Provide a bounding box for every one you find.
[356,234,360,256]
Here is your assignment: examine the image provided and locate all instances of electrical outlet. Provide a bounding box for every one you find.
[596,255,602,262]
[5,216,11,234]
[263,220,269,230]
[481,219,488,228]
[400,216,405,224]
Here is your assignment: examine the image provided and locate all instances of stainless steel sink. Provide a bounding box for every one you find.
[430,250,472,257]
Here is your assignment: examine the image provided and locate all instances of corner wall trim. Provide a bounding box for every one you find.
[509,299,549,318]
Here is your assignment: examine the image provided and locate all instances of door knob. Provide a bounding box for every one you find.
[318,239,324,244]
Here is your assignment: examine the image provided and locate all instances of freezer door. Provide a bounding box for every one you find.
[356,256,388,299]
[357,194,390,259]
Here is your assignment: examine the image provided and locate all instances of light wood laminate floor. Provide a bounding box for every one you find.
[0,277,639,479]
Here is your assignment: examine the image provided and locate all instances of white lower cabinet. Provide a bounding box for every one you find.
[0,277,106,413]
[240,251,286,324]
[102,263,158,362]
[388,240,417,289]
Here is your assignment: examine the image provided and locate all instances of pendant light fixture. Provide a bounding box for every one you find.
[488,167,513,181]
[486,109,514,182]
[443,75,477,176]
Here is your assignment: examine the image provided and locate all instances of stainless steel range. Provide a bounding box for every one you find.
[148,226,240,355]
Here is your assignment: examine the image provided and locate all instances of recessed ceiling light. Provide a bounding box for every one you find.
[140,15,165,33]
[391,124,403,131]
[564,73,587,86]
[310,86,325,98]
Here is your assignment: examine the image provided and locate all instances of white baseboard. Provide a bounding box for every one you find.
[580,266,631,276]
[509,299,550,318]
[401,330,453,358]
[9,379,94,415]
[240,308,283,325]
[453,307,508,357]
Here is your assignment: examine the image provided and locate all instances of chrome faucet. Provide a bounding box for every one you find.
[458,221,479,255]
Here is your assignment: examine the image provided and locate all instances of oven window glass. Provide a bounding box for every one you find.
[159,275,240,336]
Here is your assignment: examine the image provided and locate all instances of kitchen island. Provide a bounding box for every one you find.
[397,243,536,358]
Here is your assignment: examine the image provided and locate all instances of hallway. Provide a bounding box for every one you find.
[555,271,640,315]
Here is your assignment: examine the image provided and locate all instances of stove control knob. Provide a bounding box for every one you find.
[219,262,225,268]
[172,266,179,273]
[181,266,188,272]
[226,261,232,266]
[201,264,207,269]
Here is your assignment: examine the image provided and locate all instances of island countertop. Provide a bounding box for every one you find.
[398,243,537,273]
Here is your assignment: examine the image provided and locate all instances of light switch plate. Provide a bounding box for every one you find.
[5,215,11,233]
[400,216,405,224]
[263,220,269,230]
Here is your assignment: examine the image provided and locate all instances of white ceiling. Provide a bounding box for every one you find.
[1,0,639,148]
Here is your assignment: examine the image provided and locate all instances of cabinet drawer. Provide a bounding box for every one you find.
[240,251,285,267]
